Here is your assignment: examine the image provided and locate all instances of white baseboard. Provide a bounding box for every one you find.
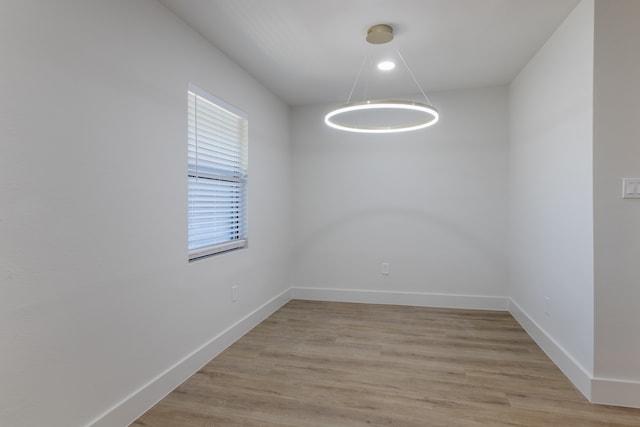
[508,299,593,400]
[85,286,640,426]
[592,377,640,408]
[291,287,510,311]
[87,288,291,427]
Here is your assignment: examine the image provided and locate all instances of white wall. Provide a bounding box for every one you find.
[291,87,509,308]
[0,1,291,426]
[508,0,594,394]
[592,0,640,406]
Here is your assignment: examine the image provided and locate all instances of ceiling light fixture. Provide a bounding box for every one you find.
[377,60,395,71]
[325,24,439,134]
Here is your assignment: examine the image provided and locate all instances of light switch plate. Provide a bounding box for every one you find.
[622,178,640,199]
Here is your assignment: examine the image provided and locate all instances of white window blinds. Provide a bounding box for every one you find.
[187,85,248,260]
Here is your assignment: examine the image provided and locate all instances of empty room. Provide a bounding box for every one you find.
[2,0,640,426]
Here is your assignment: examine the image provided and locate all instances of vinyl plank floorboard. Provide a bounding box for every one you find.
[133,300,640,426]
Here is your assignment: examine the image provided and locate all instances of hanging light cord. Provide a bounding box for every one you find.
[346,45,432,106]
[346,45,372,104]
[396,47,433,106]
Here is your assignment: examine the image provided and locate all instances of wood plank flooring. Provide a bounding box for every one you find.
[133,300,640,426]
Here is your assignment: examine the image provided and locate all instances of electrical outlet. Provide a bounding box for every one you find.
[622,178,640,198]
[231,285,239,303]
[381,262,390,275]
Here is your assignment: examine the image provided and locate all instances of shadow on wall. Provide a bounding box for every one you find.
[293,206,506,291]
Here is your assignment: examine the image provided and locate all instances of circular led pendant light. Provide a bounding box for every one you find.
[325,24,439,134]
[325,101,439,133]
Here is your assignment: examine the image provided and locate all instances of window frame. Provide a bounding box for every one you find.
[187,84,248,261]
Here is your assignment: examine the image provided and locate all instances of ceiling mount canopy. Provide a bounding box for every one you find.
[366,24,394,44]
[325,24,439,134]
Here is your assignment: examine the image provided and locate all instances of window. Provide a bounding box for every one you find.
[187,85,248,260]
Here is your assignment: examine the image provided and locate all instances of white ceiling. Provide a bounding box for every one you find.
[158,0,580,106]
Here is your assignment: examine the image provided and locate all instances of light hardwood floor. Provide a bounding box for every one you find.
[133,300,640,426]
